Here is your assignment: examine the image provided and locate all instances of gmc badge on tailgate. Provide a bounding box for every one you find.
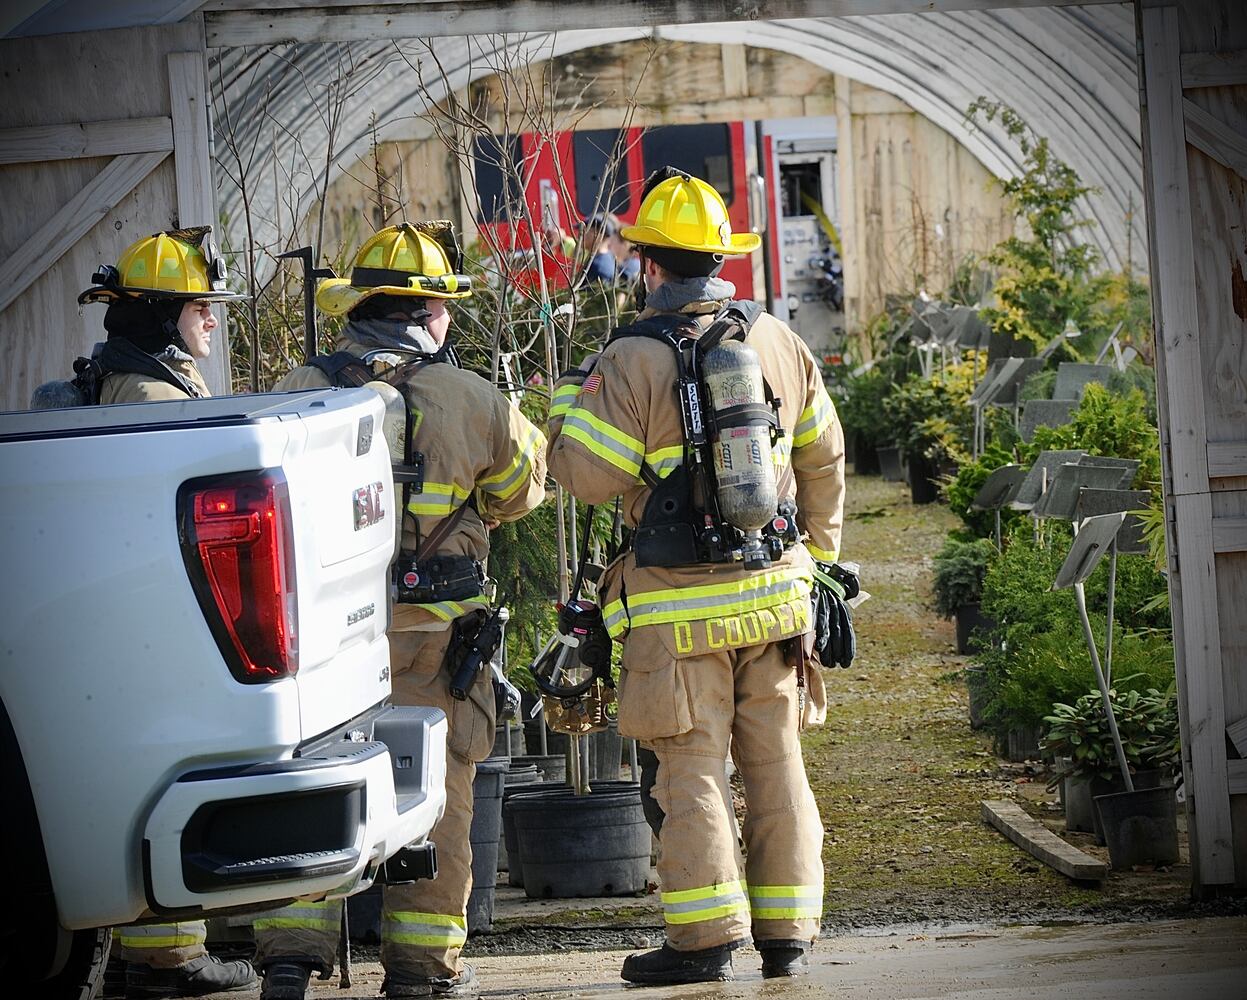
[353,481,386,531]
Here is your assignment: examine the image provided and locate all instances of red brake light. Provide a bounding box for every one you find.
[180,470,298,682]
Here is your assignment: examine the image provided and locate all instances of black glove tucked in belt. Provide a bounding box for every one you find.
[813,562,858,669]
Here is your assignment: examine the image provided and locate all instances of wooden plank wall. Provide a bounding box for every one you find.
[314,39,1013,333]
[1137,0,1247,892]
[0,23,219,411]
[836,77,1016,334]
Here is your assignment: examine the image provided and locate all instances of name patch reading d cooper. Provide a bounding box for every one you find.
[353,481,386,531]
[670,599,811,657]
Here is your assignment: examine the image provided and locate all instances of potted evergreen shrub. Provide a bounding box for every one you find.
[932,536,997,654]
[881,362,977,504]
[837,367,890,476]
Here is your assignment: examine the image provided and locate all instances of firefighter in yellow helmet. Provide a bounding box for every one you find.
[75,229,255,998]
[251,223,546,1000]
[546,169,847,984]
[74,227,245,405]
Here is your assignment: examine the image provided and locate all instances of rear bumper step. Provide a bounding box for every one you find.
[142,704,446,915]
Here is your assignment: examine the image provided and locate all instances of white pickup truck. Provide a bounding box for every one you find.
[0,388,447,998]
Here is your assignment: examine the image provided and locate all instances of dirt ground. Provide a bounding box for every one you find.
[283,917,1247,999]
[197,472,1247,998]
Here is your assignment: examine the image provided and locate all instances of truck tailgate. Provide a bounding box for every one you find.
[281,391,395,739]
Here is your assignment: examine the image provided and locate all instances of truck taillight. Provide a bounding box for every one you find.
[179,470,298,683]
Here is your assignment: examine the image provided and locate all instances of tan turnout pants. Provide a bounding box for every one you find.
[116,921,208,967]
[617,629,824,952]
[254,625,495,980]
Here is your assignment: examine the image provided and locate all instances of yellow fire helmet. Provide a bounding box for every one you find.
[620,173,761,256]
[316,222,472,317]
[78,227,247,304]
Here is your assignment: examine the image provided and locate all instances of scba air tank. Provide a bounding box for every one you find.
[702,339,778,531]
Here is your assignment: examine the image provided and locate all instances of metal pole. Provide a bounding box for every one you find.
[628,738,639,782]
[994,508,1002,553]
[1073,582,1134,791]
[1105,538,1118,687]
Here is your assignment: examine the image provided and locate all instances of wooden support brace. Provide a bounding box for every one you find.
[0,151,169,317]
[981,800,1108,882]
[1183,99,1247,183]
[1228,717,1247,759]
[1212,517,1247,554]
[168,50,230,397]
[1208,441,1247,480]
[1229,760,1247,797]
[1182,50,1247,89]
[0,117,174,166]
[203,0,1122,47]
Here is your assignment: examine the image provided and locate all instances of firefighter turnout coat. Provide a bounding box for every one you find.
[252,341,547,981]
[98,354,210,405]
[546,300,845,952]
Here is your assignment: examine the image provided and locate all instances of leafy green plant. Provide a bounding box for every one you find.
[943,441,1023,538]
[973,523,1173,737]
[881,359,980,464]
[836,367,892,453]
[932,536,997,618]
[1027,383,1162,494]
[1041,685,1180,782]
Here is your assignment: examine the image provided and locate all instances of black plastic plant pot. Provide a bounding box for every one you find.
[1086,769,1166,844]
[954,602,995,655]
[877,445,905,483]
[507,783,649,899]
[853,434,880,476]
[908,452,939,504]
[466,758,509,934]
[1093,785,1179,869]
[497,767,543,876]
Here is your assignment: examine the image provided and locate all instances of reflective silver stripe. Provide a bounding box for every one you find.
[748,894,823,911]
[382,914,468,948]
[625,574,808,621]
[663,888,749,915]
[253,901,341,932]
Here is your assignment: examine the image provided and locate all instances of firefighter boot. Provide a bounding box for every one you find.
[382,962,477,997]
[759,940,810,978]
[125,954,256,997]
[620,943,735,985]
[259,959,321,1000]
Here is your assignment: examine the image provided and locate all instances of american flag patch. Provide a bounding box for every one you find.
[582,372,603,394]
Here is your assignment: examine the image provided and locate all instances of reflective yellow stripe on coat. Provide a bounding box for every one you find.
[662,880,750,925]
[479,422,544,501]
[381,910,468,948]
[793,390,835,449]
[748,884,823,920]
[406,481,472,518]
[559,408,645,478]
[603,566,812,638]
[549,382,581,420]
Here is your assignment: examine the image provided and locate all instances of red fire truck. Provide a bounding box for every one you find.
[471,117,843,354]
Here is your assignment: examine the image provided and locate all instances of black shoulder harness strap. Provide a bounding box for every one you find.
[307,351,373,387]
[610,299,769,490]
